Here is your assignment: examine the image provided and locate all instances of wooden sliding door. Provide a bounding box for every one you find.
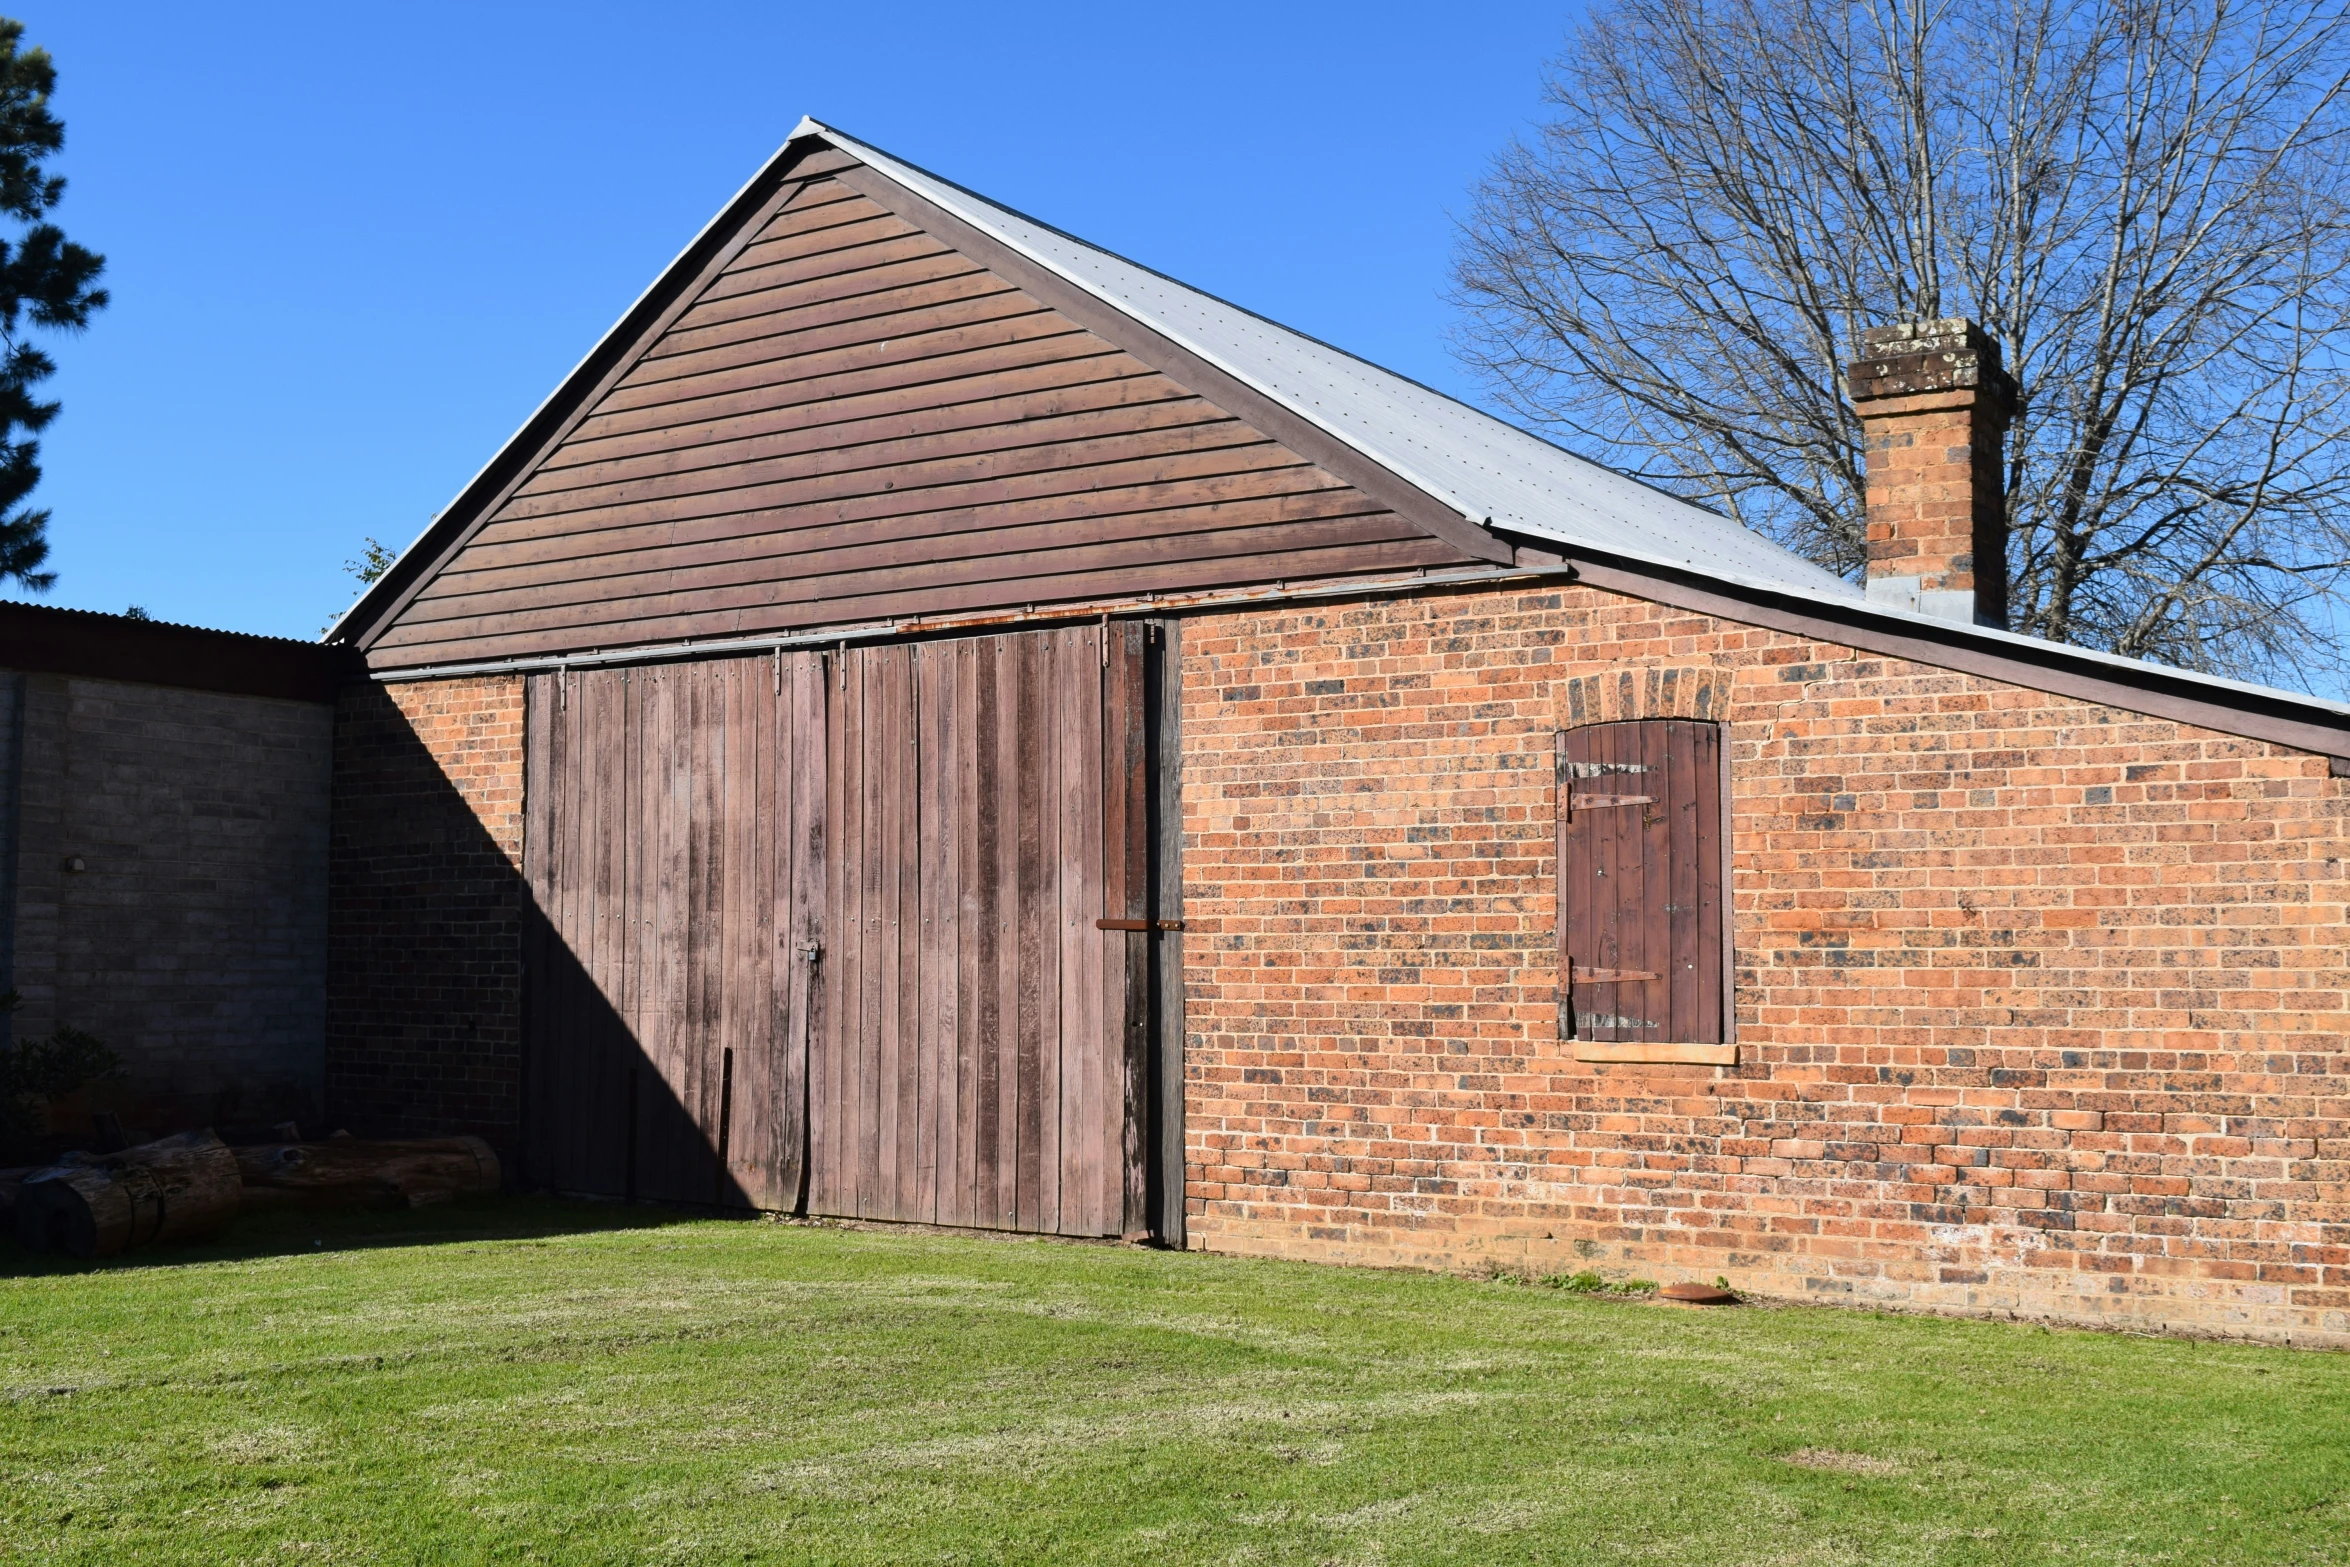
[811,625,1151,1237]
[521,653,826,1208]
[520,626,1154,1237]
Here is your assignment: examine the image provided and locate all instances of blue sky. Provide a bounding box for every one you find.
[10,2,1574,640]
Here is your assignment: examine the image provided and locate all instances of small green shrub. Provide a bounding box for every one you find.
[0,989,120,1145]
[1549,1271,1608,1293]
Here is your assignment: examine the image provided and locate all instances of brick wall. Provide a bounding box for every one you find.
[1178,583,2350,1345]
[1,671,332,1134]
[326,675,526,1148]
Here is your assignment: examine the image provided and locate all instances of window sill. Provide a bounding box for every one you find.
[1573,1041,1738,1066]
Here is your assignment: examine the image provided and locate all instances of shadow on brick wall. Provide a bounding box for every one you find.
[327,683,754,1212]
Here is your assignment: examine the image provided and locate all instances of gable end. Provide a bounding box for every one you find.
[345,135,1499,671]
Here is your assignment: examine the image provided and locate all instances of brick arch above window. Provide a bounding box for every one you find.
[1557,664,1730,729]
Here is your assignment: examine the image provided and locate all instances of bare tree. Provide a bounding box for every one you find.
[1454,0,2350,685]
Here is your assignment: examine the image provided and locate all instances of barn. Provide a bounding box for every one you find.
[327,119,2350,1343]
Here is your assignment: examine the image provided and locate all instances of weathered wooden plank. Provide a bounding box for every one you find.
[949,637,981,1229]
[1554,731,1574,1043]
[543,358,1173,490]
[1033,632,1064,1231]
[852,649,886,1217]
[1061,627,1103,1234]
[577,669,610,1195]
[914,641,950,1225]
[422,491,1392,622]
[734,179,882,246]
[1112,623,1151,1237]
[491,412,1274,532]
[370,535,1455,668]
[413,502,1396,654]
[640,666,697,1201]
[584,328,1125,445]
[517,391,1224,519]
[708,209,926,293]
[810,650,844,1215]
[716,659,756,1206]
[439,462,1360,583]
[617,668,647,1189]
[615,304,1077,411]
[693,229,957,310]
[1150,617,1186,1247]
[625,287,1038,402]
[776,148,863,182]
[783,648,826,1208]
[1665,721,1700,1043]
[601,273,1054,426]
[890,643,924,1220]
[557,351,1160,470]
[398,503,1396,639]
[638,287,1038,401]
[1701,720,1727,1045]
[655,250,988,345]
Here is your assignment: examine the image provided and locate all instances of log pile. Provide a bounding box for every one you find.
[235,1136,500,1211]
[14,1130,242,1257]
[6,1131,502,1259]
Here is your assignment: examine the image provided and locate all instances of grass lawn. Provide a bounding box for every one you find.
[2,1200,2346,1564]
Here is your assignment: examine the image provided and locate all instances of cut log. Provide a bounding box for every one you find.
[15,1130,242,1257]
[233,1136,501,1211]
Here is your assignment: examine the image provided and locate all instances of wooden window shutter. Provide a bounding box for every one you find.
[1556,720,1725,1047]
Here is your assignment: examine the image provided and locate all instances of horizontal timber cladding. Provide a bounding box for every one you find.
[520,652,825,1209]
[812,625,1151,1237]
[368,171,1472,670]
[1555,720,1725,1045]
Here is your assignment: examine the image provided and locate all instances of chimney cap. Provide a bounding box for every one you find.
[1849,317,2014,411]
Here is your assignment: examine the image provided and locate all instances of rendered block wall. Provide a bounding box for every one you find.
[1178,583,2350,1345]
[0,670,333,1133]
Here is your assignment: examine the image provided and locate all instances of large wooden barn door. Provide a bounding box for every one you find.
[810,625,1151,1237]
[521,654,826,1208]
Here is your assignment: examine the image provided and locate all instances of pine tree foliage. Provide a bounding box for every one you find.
[0,19,105,593]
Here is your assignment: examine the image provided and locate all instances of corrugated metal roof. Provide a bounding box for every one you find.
[330,116,2350,743]
[799,118,1857,602]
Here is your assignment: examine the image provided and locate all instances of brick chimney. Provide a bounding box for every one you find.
[1847,318,2014,628]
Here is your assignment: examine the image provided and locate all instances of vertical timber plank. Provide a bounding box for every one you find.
[1151,618,1187,1248]
[1111,623,1151,1238]
[985,635,1018,1230]
[1665,720,1701,1044]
